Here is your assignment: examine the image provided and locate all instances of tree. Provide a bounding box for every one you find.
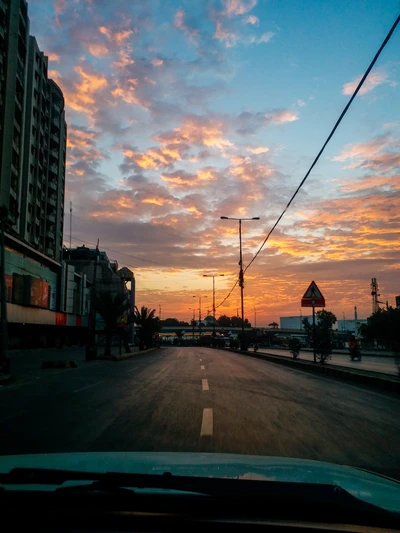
[268,322,279,329]
[95,291,128,356]
[217,315,231,327]
[303,310,337,363]
[162,318,190,327]
[134,306,161,350]
[361,307,400,351]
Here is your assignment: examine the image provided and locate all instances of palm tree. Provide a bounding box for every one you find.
[134,306,161,349]
[95,291,128,356]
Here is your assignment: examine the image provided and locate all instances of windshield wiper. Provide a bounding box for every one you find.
[0,466,394,515]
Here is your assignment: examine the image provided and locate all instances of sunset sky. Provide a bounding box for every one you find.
[29,0,400,325]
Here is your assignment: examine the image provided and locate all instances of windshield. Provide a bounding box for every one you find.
[1,0,400,496]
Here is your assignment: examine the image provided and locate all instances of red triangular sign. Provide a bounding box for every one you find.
[301,281,325,307]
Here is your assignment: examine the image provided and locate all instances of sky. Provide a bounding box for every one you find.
[28,0,400,325]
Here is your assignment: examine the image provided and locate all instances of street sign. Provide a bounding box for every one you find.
[301,281,325,307]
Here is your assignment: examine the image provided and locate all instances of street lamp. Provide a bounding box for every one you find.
[203,273,224,335]
[193,295,207,338]
[220,216,260,348]
[189,307,195,344]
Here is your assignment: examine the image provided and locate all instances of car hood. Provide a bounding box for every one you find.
[0,452,399,512]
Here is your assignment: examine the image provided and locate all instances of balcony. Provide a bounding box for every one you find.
[50,149,58,159]
[46,248,55,257]
[48,180,57,191]
[46,229,55,239]
[48,214,56,223]
[48,197,56,207]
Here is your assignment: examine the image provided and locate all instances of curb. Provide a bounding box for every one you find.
[97,347,160,361]
[0,374,15,386]
[41,360,78,369]
[228,349,400,394]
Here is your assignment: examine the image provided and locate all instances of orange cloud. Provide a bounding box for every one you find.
[334,137,389,162]
[88,43,109,57]
[342,69,388,96]
[246,145,269,154]
[48,52,60,62]
[99,25,134,43]
[66,65,108,114]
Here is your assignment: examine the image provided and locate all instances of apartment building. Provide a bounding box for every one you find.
[20,36,66,261]
[0,0,29,233]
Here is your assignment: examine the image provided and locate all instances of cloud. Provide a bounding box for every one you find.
[334,135,400,173]
[223,0,258,17]
[249,31,274,44]
[243,15,259,25]
[235,109,298,135]
[334,136,390,162]
[342,69,388,96]
[246,146,269,154]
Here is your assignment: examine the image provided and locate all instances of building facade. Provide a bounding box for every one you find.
[1,4,66,261]
[0,0,29,233]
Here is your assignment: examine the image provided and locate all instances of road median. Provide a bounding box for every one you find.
[229,348,400,394]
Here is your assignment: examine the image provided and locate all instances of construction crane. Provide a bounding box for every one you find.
[370,278,383,314]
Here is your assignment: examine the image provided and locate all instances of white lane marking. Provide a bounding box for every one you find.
[202,378,209,391]
[200,408,213,437]
[199,358,202,361]
[201,365,205,370]
[126,367,138,373]
[73,380,103,393]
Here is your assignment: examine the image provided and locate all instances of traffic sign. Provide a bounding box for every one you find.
[301,281,325,307]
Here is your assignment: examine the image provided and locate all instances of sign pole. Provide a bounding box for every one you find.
[312,302,316,363]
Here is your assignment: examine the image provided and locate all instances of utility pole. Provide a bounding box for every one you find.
[0,205,10,375]
[220,216,260,350]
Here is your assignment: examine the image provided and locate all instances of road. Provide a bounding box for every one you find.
[1,346,400,475]
[259,347,399,376]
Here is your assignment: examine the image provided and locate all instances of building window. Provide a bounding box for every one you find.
[27,223,31,233]
[29,183,33,194]
[28,203,33,213]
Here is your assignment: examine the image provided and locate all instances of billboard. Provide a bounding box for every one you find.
[5,274,13,301]
[12,273,24,305]
[23,276,50,308]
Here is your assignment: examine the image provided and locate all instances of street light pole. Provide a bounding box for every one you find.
[220,215,260,350]
[193,295,207,339]
[203,273,224,337]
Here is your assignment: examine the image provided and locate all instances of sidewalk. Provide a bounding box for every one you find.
[3,344,138,385]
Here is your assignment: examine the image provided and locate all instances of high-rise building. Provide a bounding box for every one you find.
[0,0,30,232]
[0,3,66,261]
[20,36,66,261]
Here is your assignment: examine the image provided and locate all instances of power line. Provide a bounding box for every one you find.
[244,13,400,275]
[215,279,238,311]
[62,232,170,268]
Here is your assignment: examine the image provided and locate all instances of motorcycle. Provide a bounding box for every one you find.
[349,346,362,361]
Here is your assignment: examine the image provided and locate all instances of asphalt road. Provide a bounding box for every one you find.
[1,346,400,475]
[258,347,399,375]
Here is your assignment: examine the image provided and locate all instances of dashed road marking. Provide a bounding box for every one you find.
[73,380,103,393]
[200,408,213,437]
[202,378,209,391]
[201,365,205,370]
